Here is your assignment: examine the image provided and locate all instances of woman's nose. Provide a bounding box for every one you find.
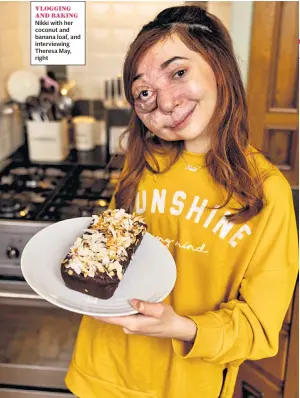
[156,87,182,114]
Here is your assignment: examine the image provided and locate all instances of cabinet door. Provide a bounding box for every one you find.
[254,329,289,382]
[283,282,299,398]
[247,1,299,186]
[233,363,282,398]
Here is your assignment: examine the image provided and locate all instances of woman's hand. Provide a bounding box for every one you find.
[93,299,197,342]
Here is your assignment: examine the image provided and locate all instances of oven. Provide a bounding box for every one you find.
[0,154,123,397]
[0,288,81,397]
[0,230,81,397]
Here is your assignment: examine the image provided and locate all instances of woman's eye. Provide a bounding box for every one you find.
[174,69,186,78]
[135,89,153,101]
[140,90,149,99]
[134,88,157,113]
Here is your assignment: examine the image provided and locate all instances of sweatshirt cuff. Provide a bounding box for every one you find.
[172,312,224,359]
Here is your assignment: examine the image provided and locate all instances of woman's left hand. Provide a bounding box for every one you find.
[93,299,197,342]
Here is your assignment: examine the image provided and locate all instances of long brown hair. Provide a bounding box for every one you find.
[115,5,266,223]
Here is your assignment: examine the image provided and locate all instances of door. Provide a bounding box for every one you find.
[247,1,299,186]
[234,3,299,398]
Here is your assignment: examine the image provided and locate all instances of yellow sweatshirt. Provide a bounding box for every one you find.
[65,149,298,398]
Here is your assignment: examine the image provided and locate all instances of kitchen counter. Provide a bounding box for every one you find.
[9,143,125,170]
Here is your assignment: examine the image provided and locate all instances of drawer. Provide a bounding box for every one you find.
[0,388,74,398]
[254,329,289,382]
[233,362,282,398]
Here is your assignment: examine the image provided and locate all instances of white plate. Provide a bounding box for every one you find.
[21,217,177,317]
[7,70,40,103]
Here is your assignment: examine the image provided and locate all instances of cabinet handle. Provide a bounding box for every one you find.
[0,292,40,299]
[242,381,263,398]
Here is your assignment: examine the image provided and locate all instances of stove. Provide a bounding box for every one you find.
[0,116,128,395]
[0,161,122,279]
[0,164,71,220]
[0,158,126,396]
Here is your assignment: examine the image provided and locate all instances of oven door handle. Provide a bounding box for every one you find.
[0,291,41,299]
[0,280,53,307]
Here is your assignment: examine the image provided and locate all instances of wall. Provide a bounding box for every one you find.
[69,0,254,98]
[68,1,183,99]
[230,1,254,88]
[207,1,254,88]
[19,2,46,78]
[0,2,46,102]
[0,1,254,101]
[0,2,23,101]
[207,1,231,30]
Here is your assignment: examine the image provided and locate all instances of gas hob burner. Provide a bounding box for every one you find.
[0,198,29,214]
[80,169,110,179]
[27,167,66,178]
[40,197,109,221]
[10,166,65,178]
[1,166,67,191]
[0,193,32,219]
[10,167,30,176]
[20,191,48,204]
[0,162,119,222]
[0,191,48,219]
[60,168,109,197]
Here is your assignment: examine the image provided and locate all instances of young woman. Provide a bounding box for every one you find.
[66,6,298,398]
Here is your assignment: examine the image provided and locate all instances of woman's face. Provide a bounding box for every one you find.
[132,34,217,152]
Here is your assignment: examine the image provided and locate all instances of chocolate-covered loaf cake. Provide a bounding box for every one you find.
[61,209,147,299]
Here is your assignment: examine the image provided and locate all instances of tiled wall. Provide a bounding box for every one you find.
[68,1,183,99]
[0,2,46,102]
[18,2,46,78]
[68,1,237,99]
[0,1,45,102]
[0,1,252,102]
[0,2,23,102]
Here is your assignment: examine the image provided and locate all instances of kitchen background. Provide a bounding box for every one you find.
[0,1,251,101]
[0,1,298,398]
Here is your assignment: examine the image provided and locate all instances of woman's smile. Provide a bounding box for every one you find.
[167,103,197,131]
[132,34,217,152]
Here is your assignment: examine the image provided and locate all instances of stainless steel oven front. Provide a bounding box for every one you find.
[0,220,80,397]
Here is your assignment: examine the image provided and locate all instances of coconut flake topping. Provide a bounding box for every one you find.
[63,209,147,280]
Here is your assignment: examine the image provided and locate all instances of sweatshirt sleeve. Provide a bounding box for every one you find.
[172,175,298,364]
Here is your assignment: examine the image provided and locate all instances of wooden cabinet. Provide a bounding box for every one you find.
[234,2,299,396]
[255,329,289,383]
[283,282,299,398]
[233,282,298,398]
[234,364,282,398]
[247,1,299,187]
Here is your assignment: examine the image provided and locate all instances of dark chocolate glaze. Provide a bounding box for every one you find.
[61,230,145,300]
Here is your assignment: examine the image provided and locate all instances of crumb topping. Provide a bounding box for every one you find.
[62,209,147,280]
